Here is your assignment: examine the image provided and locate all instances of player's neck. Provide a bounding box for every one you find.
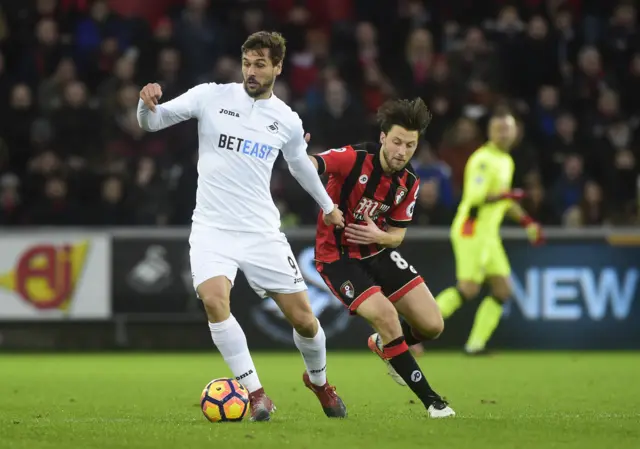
[254,89,273,101]
[489,140,509,152]
[379,148,394,174]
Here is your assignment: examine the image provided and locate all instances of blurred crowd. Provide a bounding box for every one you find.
[0,0,639,228]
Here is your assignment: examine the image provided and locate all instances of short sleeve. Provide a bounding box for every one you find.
[462,153,491,205]
[387,178,420,228]
[312,146,357,177]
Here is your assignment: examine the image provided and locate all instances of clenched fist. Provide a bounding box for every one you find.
[140,83,163,112]
[323,205,345,229]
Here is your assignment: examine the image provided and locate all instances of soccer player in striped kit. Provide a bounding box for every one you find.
[308,98,455,418]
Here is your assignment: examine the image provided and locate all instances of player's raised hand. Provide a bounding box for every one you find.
[345,212,384,245]
[140,83,163,112]
[323,205,345,228]
[304,133,311,143]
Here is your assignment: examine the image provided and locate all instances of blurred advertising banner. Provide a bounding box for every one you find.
[0,233,111,320]
[112,235,640,349]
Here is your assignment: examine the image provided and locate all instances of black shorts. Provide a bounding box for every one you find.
[315,249,423,314]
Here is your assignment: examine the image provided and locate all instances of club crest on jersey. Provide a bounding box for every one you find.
[267,121,279,134]
[354,197,390,221]
[340,281,355,299]
[395,186,408,205]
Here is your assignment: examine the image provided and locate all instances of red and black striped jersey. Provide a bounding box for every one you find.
[312,142,420,263]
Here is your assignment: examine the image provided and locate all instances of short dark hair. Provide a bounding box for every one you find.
[376,98,432,135]
[241,31,287,66]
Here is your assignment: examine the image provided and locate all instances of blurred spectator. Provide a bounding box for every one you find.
[0,173,23,225]
[308,78,370,149]
[604,3,638,81]
[97,55,136,113]
[28,176,81,225]
[579,180,607,226]
[38,57,78,112]
[515,15,561,101]
[490,5,525,97]
[522,174,559,225]
[439,117,483,193]
[21,17,65,82]
[394,28,435,99]
[448,27,501,114]
[551,153,586,216]
[51,81,99,163]
[572,46,616,112]
[554,7,582,79]
[174,0,223,83]
[91,176,131,226]
[412,144,454,208]
[413,179,454,226]
[622,53,640,116]
[127,157,168,225]
[541,112,583,185]
[530,85,560,144]
[1,84,37,175]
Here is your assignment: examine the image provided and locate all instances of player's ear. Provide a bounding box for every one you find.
[275,62,282,76]
[379,132,386,145]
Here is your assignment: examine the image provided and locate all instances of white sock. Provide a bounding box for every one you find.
[208,315,262,393]
[293,319,327,386]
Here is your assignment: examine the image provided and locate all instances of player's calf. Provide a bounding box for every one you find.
[357,293,455,417]
[272,291,318,337]
[465,276,511,355]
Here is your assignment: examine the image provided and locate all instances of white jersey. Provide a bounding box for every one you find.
[137,82,334,233]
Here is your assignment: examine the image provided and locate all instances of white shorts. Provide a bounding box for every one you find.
[189,224,307,298]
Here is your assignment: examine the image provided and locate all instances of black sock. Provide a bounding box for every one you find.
[401,320,423,346]
[383,337,439,408]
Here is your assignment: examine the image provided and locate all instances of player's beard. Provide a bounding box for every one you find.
[243,75,274,99]
[382,147,407,172]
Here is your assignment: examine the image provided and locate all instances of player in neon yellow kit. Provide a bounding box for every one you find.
[435,112,544,354]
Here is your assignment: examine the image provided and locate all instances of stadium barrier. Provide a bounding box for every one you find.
[0,227,638,350]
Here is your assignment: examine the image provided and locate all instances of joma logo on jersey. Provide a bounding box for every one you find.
[353,197,390,221]
[219,108,239,117]
[218,133,276,160]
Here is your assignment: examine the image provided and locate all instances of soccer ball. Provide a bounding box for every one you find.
[200,378,250,422]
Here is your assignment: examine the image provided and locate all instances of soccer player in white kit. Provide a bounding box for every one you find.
[137,31,347,421]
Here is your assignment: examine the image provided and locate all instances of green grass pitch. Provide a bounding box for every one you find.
[1,352,638,449]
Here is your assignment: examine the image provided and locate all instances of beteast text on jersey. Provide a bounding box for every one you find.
[218,133,277,160]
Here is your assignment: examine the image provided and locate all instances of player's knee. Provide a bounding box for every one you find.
[457,282,481,300]
[288,309,317,337]
[198,283,231,321]
[491,288,513,304]
[360,296,401,341]
[489,281,512,302]
[424,314,445,339]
